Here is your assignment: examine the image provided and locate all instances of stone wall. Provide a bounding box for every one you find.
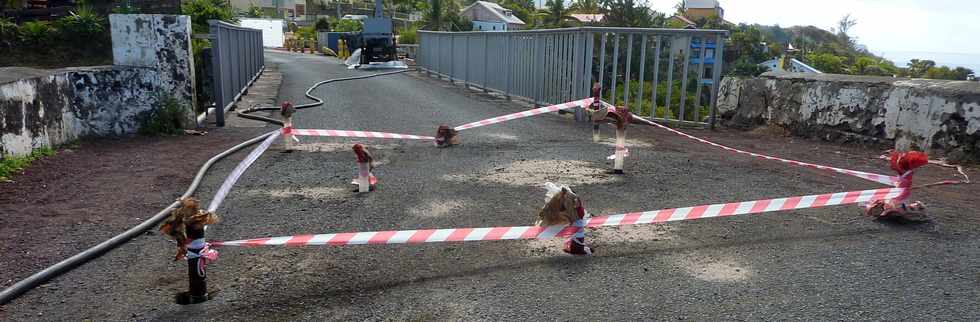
[717,72,980,161]
[0,67,163,156]
[0,14,195,157]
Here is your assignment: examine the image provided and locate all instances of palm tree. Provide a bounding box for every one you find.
[423,0,444,30]
[569,0,600,13]
[544,0,574,27]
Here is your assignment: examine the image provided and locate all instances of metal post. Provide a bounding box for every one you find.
[535,36,543,106]
[449,35,454,85]
[483,34,489,92]
[664,36,676,120]
[678,36,692,121]
[610,34,619,104]
[583,31,594,100]
[464,35,470,89]
[209,21,225,127]
[693,36,707,122]
[709,33,725,130]
[651,36,661,118]
[598,33,606,95]
[175,225,209,305]
[572,32,584,121]
[505,34,512,100]
[623,33,633,109]
[635,35,647,115]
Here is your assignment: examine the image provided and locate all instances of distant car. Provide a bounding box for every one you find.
[342,15,369,21]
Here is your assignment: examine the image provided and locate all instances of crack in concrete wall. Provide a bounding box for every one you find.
[717,72,980,161]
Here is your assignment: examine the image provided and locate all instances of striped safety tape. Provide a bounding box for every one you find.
[627,110,899,187]
[207,131,281,213]
[210,187,905,247]
[453,98,594,131]
[285,128,435,141]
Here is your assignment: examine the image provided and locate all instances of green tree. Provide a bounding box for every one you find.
[805,53,845,74]
[245,2,264,17]
[544,0,574,27]
[182,0,238,33]
[601,0,655,28]
[570,0,600,13]
[906,59,936,78]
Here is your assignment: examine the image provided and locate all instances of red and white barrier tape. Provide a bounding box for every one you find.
[207,131,281,213]
[210,186,905,247]
[453,98,594,131]
[284,128,435,141]
[627,112,899,187]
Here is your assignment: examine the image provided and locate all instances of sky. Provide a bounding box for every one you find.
[646,0,980,68]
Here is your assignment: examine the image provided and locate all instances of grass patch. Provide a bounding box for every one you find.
[0,146,56,181]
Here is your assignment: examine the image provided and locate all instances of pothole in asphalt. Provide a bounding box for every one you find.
[481,132,520,141]
[248,186,349,199]
[675,256,752,283]
[409,199,465,218]
[443,159,620,186]
[592,224,676,244]
[597,137,656,149]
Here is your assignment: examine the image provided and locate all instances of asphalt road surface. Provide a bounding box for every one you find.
[3,50,978,321]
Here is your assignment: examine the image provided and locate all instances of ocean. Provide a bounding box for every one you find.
[878,51,980,73]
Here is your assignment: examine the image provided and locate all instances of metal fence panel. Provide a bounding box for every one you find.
[209,20,264,127]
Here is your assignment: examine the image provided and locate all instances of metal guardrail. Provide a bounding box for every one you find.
[417,27,729,127]
[398,44,418,60]
[209,20,264,127]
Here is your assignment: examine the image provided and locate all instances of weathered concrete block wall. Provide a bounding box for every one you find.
[1,14,195,157]
[109,14,196,124]
[0,67,163,156]
[717,72,980,160]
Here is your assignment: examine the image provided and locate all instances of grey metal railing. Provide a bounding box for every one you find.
[209,20,264,127]
[417,27,728,127]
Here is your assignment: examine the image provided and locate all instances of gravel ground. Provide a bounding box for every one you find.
[1,51,978,321]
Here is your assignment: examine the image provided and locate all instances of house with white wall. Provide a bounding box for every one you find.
[460,1,526,31]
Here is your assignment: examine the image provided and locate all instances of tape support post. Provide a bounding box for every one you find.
[211,187,905,247]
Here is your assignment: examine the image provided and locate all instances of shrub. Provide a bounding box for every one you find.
[0,17,17,48]
[19,21,53,47]
[182,0,238,33]
[333,19,362,32]
[140,95,187,135]
[398,27,416,44]
[56,6,106,41]
[315,17,330,31]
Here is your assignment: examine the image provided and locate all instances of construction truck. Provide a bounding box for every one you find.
[357,0,397,65]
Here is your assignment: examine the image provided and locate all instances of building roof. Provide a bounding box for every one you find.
[684,0,721,9]
[569,13,604,23]
[671,14,697,26]
[462,1,526,25]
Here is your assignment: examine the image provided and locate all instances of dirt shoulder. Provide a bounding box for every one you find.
[0,127,267,290]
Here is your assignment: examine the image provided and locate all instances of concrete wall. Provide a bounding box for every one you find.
[1,14,195,157]
[109,14,196,124]
[717,72,980,160]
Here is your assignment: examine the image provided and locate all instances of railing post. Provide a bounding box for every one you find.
[635,35,647,115]
[651,36,661,118]
[678,36,692,121]
[693,36,707,122]
[623,33,633,109]
[209,21,225,127]
[483,34,489,93]
[709,33,725,130]
[505,34,512,100]
[610,34,619,104]
[664,35,676,120]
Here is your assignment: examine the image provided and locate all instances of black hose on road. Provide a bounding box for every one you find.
[0,67,412,305]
